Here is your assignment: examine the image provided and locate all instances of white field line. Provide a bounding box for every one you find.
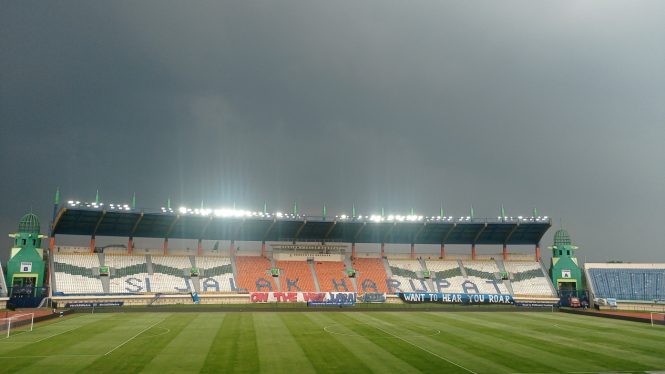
[0,354,101,359]
[342,312,477,374]
[0,326,83,344]
[0,314,90,341]
[104,319,165,356]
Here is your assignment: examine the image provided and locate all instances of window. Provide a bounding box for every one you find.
[32,239,36,245]
[567,250,570,256]
[22,239,26,245]
[559,250,562,256]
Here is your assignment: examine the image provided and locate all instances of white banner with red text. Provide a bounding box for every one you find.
[249,292,356,304]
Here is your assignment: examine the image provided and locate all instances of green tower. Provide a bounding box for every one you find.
[6,212,47,289]
[548,228,582,291]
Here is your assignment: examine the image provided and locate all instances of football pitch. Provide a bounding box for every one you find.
[1,311,664,374]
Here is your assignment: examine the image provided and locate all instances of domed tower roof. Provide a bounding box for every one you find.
[18,213,41,234]
[553,229,571,247]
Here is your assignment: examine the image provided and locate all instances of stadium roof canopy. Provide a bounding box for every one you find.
[52,207,552,245]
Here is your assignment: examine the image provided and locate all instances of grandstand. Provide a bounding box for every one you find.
[235,256,277,292]
[505,260,557,297]
[387,259,431,292]
[313,261,351,292]
[53,253,103,294]
[461,260,510,294]
[197,256,235,293]
[352,257,390,293]
[586,263,665,307]
[275,260,317,292]
[425,260,467,293]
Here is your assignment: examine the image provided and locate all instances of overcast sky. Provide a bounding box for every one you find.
[1,1,663,264]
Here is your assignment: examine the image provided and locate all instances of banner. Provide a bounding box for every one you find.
[514,302,557,307]
[362,292,386,303]
[65,301,124,307]
[399,293,514,305]
[308,300,355,306]
[191,291,199,304]
[250,292,356,303]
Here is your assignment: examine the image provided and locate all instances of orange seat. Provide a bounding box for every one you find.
[275,260,316,292]
[351,258,389,293]
[314,261,351,292]
[235,256,277,292]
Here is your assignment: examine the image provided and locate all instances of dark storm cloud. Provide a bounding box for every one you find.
[1,1,663,262]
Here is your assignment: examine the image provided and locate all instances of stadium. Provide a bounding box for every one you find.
[1,190,664,373]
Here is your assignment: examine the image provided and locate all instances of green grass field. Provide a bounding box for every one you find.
[1,311,664,374]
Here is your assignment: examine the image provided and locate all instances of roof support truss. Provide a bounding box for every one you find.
[441,223,457,244]
[503,222,520,245]
[164,215,179,239]
[292,220,307,243]
[129,212,144,239]
[472,223,488,245]
[92,211,106,238]
[322,221,336,244]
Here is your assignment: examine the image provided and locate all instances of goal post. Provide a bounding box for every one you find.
[651,312,665,327]
[0,313,35,338]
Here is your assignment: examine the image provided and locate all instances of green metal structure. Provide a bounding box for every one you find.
[548,228,582,291]
[6,212,47,288]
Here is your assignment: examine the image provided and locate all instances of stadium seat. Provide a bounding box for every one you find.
[588,267,665,301]
[53,253,104,294]
[504,261,555,297]
[235,256,277,292]
[351,258,389,293]
[275,261,316,292]
[460,260,509,294]
[107,254,150,293]
[424,260,466,293]
[196,256,235,293]
[313,261,350,292]
[387,259,430,292]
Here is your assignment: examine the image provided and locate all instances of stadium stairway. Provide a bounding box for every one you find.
[343,258,359,292]
[382,258,393,277]
[458,259,468,278]
[188,256,201,294]
[230,256,239,278]
[146,255,154,274]
[539,259,558,295]
[419,258,436,292]
[493,259,515,295]
[307,260,322,292]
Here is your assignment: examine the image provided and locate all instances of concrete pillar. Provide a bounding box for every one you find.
[503,244,507,260]
[50,236,55,253]
[90,237,95,253]
[163,239,168,255]
[535,245,540,261]
[128,238,133,254]
[261,241,266,257]
[198,240,202,256]
[471,244,476,260]
[381,243,385,258]
[351,243,356,258]
[440,244,445,259]
[411,244,415,259]
[230,241,235,257]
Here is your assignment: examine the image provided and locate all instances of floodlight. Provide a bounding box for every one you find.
[179,207,187,213]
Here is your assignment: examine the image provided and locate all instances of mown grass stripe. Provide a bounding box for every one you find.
[337,312,474,374]
[253,313,316,374]
[0,313,147,374]
[279,312,373,374]
[308,313,424,374]
[78,313,198,374]
[138,313,225,374]
[392,312,591,373]
[436,312,664,372]
[200,313,259,374]
[483,313,665,361]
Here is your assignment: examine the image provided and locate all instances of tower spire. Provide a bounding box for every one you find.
[263,201,267,214]
[440,205,444,219]
[410,205,414,216]
[167,196,171,210]
[95,190,99,204]
[501,205,505,221]
[470,205,474,220]
[381,206,385,218]
[293,201,297,215]
[55,187,60,205]
[352,203,356,218]
[323,203,326,219]
[132,193,136,210]
[533,204,537,218]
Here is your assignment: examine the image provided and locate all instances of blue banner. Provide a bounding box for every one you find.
[399,293,514,305]
[308,301,355,306]
[363,292,386,303]
[65,302,124,308]
[514,302,557,307]
[191,291,199,304]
